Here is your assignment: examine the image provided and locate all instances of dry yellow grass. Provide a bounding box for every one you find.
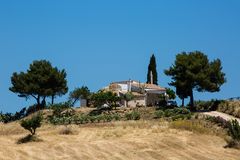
[0,120,240,160]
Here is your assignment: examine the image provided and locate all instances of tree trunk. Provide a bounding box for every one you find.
[33,128,36,135]
[37,95,41,111]
[190,89,195,111]
[41,96,46,109]
[181,98,185,107]
[51,95,54,105]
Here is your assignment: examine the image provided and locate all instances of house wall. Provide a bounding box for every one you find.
[80,99,87,107]
[128,96,146,107]
[118,84,128,92]
[146,93,161,106]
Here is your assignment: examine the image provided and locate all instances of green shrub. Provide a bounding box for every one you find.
[164,109,175,117]
[171,120,212,134]
[161,108,191,121]
[95,115,103,123]
[89,115,97,123]
[112,114,121,121]
[228,119,240,141]
[21,114,43,135]
[195,99,223,111]
[224,119,240,149]
[217,101,240,118]
[26,105,38,116]
[59,126,74,135]
[50,115,73,125]
[49,101,72,117]
[125,111,141,120]
[171,114,191,121]
[102,114,113,122]
[154,110,164,119]
[205,116,230,128]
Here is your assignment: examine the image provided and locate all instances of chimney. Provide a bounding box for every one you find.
[150,71,153,84]
[129,79,132,92]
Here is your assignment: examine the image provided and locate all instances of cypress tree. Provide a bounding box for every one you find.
[147,54,158,85]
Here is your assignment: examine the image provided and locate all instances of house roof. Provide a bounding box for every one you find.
[112,80,140,85]
[107,80,166,93]
[144,84,166,91]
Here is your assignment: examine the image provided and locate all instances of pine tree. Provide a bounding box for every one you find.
[9,60,68,108]
[147,54,158,85]
[165,51,226,111]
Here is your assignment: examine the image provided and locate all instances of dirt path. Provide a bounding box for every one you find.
[203,111,240,123]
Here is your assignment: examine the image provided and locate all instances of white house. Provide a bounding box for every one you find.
[103,79,166,107]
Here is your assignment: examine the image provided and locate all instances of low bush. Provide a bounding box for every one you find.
[171,120,213,134]
[0,108,27,123]
[205,116,230,128]
[205,116,240,149]
[125,111,141,120]
[20,113,43,135]
[159,108,191,121]
[195,99,224,111]
[49,101,72,117]
[154,110,164,119]
[225,119,240,149]
[26,105,38,116]
[218,101,240,118]
[50,112,122,125]
[228,119,240,141]
[59,126,74,135]
[112,113,121,121]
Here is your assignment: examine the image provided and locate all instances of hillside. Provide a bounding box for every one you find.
[0,120,240,160]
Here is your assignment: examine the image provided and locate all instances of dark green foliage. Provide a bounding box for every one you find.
[195,99,224,111]
[122,92,134,107]
[0,108,26,123]
[91,91,120,109]
[125,111,141,120]
[50,113,122,125]
[165,51,226,110]
[205,116,230,129]
[155,108,191,121]
[9,60,68,109]
[0,113,14,123]
[26,105,38,116]
[20,114,43,135]
[154,110,164,119]
[228,119,240,141]
[205,116,240,148]
[166,88,176,100]
[147,54,158,85]
[69,86,91,106]
[112,113,121,121]
[48,101,74,125]
[49,101,72,117]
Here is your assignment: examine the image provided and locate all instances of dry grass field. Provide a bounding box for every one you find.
[0,120,240,160]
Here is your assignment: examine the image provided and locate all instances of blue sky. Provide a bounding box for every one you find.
[0,0,240,113]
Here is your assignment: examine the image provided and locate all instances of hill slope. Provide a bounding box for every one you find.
[0,121,239,160]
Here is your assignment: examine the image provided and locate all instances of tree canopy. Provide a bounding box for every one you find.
[147,54,158,85]
[122,92,134,107]
[166,88,176,100]
[91,91,120,109]
[69,86,91,106]
[9,60,68,108]
[165,51,226,110]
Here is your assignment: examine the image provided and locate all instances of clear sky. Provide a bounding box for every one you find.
[0,0,240,113]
